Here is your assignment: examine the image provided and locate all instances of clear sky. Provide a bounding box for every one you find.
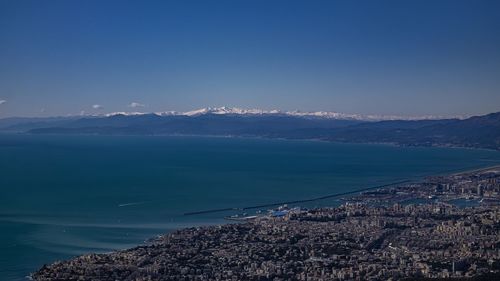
[1,0,499,117]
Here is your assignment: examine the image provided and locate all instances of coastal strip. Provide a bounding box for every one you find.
[183,180,411,215]
[32,166,500,281]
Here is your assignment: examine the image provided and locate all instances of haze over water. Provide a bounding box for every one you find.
[1,135,500,280]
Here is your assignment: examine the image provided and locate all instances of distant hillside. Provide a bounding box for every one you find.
[26,114,362,136]
[325,112,500,149]
[0,116,79,133]
[1,111,498,150]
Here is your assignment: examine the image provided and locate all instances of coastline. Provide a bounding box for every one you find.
[33,165,500,281]
[182,164,500,217]
[13,130,500,152]
[1,136,497,280]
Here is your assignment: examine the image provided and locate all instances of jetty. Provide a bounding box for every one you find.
[183,180,411,216]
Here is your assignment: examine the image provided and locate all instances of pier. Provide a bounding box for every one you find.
[183,180,411,216]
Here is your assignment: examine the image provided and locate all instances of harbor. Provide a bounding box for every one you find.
[33,166,500,281]
[183,180,411,216]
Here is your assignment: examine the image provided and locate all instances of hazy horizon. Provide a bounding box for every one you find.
[1,0,500,118]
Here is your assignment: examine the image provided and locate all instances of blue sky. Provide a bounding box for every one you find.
[1,0,499,117]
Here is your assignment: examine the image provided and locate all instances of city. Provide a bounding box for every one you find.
[33,167,500,280]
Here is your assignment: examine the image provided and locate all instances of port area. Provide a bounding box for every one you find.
[33,165,500,281]
[184,180,411,217]
[205,166,500,222]
[223,205,301,221]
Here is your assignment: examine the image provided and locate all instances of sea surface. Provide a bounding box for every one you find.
[1,135,499,280]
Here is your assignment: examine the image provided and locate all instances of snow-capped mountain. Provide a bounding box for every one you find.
[3,109,497,150]
[104,111,148,117]
[182,106,280,116]
[102,106,464,121]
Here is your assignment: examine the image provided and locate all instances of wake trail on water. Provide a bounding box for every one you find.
[118,202,146,207]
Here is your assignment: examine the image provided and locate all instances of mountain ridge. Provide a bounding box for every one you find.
[88,106,466,121]
[1,110,498,150]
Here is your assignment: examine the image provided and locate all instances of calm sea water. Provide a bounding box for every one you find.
[1,135,499,280]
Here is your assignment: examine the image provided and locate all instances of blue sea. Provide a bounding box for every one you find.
[1,135,499,280]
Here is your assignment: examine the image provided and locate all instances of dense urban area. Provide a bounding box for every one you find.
[33,166,500,281]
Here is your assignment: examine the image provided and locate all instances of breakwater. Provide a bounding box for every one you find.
[183,180,411,216]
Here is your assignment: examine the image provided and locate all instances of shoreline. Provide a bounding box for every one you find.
[184,180,412,216]
[1,136,496,278]
[182,164,500,216]
[31,164,500,280]
[10,131,500,152]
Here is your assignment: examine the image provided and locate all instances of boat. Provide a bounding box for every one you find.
[224,215,258,221]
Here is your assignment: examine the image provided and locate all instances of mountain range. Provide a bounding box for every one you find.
[102,106,463,121]
[0,107,498,150]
